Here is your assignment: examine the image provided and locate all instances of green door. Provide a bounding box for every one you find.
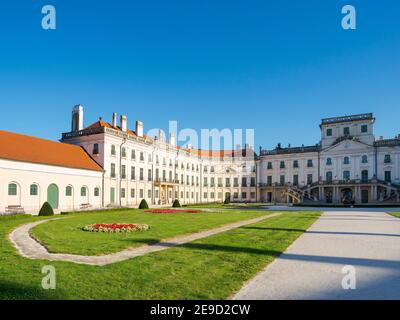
[110,187,115,204]
[47,184,59,209]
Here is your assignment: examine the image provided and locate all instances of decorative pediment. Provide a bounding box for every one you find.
[216,166,238,175]
[322,139,373,154]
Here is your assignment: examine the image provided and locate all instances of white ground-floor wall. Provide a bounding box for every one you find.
[0,159,103,215]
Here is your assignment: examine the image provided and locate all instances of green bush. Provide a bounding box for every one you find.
[172,199,181,208]
[139,199,149,210]
[224,196,231,205]
[39,202,54,216]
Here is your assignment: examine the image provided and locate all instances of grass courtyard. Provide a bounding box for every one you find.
[0,208,320,300]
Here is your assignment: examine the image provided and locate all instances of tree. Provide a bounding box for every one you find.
[172,199,181,208]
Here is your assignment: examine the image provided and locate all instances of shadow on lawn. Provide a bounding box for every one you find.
[0,281,65,300]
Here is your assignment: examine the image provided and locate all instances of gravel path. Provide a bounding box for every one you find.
[233,211,400,300]
[9,213,281,266]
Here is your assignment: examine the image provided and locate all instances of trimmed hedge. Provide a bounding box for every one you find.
[172,199,181,208]
[39,202,54,216]
[139,199,149,210]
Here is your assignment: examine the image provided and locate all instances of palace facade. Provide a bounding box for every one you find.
[0,107,399,215]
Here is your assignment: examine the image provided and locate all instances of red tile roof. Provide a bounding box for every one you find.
[0,130,103,172]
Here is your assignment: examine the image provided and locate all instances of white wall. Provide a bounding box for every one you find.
[0,159,103,215]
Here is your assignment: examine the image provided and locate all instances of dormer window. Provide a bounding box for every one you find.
[93,144,99,155]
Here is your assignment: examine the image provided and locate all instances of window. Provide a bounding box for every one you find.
[361,170,369,182]
[293,175,299,185]
[81,187,87,197]
[93,144,99,155]
[326,128,333,136]
[280,161,285,169]
[385,171,391,182]
[121,165,126,179]
[233,178,239,187]
[131,189,135,198]
[111,145,116,156]
[361,125,368,133]
[343,171,350,180]
[361,155,368,164]
[234,192,239,199]
[242,192,247,199]
[204,192,208,199]
[307,159,313,168]
[250,192,256,199]
[148,190,152,198]
[293,160,299,168]
[267,162,273,170]
[121,188,126,198]
[148,169,152,181]
[131,150,136,160]
[66,186,72,196]
[94,187,100,197]
[250,177,256,187]
[8,183,17,196]
[139,189,144,198]
[131,166,136,180]
[326,171,333,182]
[30,184,38,196]
[343,127,350,135]
[267,176,272,185]
[140,168,144,181]
[280,175,285,185]
[343,157,350,165]
[111,163,116,178]
[121,147,126,158]
[326,158,332,166]
[225,178,230,187]
[307,174,313,184]
[140,152,144,162]
[384,154,391,164]
[242,177,247,187]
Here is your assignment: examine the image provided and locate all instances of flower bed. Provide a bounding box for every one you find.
[145,209,202,214]
[83,223,149,233]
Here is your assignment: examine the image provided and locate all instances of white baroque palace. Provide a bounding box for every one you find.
[0,107,399,215]
[258,113,400,204]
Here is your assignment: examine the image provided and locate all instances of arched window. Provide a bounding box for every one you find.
[94,187,100,197]
[326,158,332,166]
[30,184,38,196]
[66,186,73,196]
[343,157,350,165]
[8,183,17,196]
[361,155,368,164]
[81,187,87,197]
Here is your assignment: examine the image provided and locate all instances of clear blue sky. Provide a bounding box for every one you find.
[0,0,399,150]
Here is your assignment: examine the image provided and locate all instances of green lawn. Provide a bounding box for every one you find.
[30,209,272,256]
[389,212,400,218]
[0,210,320,300]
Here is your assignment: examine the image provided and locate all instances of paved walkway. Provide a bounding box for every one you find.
[9,213,281,266]
[234,211,400,300]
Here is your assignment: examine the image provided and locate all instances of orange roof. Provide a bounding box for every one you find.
[0,130,103,172]
[85,121,152,140]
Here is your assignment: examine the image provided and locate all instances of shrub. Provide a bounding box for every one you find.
[39,202,54,216]
[172,199,181,208]
[224,196,231,205]
[139,199,149,210]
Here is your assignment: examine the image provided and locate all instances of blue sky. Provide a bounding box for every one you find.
[0,0,399,150]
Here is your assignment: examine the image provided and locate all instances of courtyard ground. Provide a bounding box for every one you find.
[0,208,319,300]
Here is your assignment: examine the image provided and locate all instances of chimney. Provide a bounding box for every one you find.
[170,132,176,146]
[112,112,117,127]
[71,105,84,132]
[136,121,144,137]
[120,115,127,132]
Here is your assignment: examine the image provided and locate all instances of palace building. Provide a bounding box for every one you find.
[0,107,399,215]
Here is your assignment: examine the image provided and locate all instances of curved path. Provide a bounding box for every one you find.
[9,213,281,266]
[233,211,400,300]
